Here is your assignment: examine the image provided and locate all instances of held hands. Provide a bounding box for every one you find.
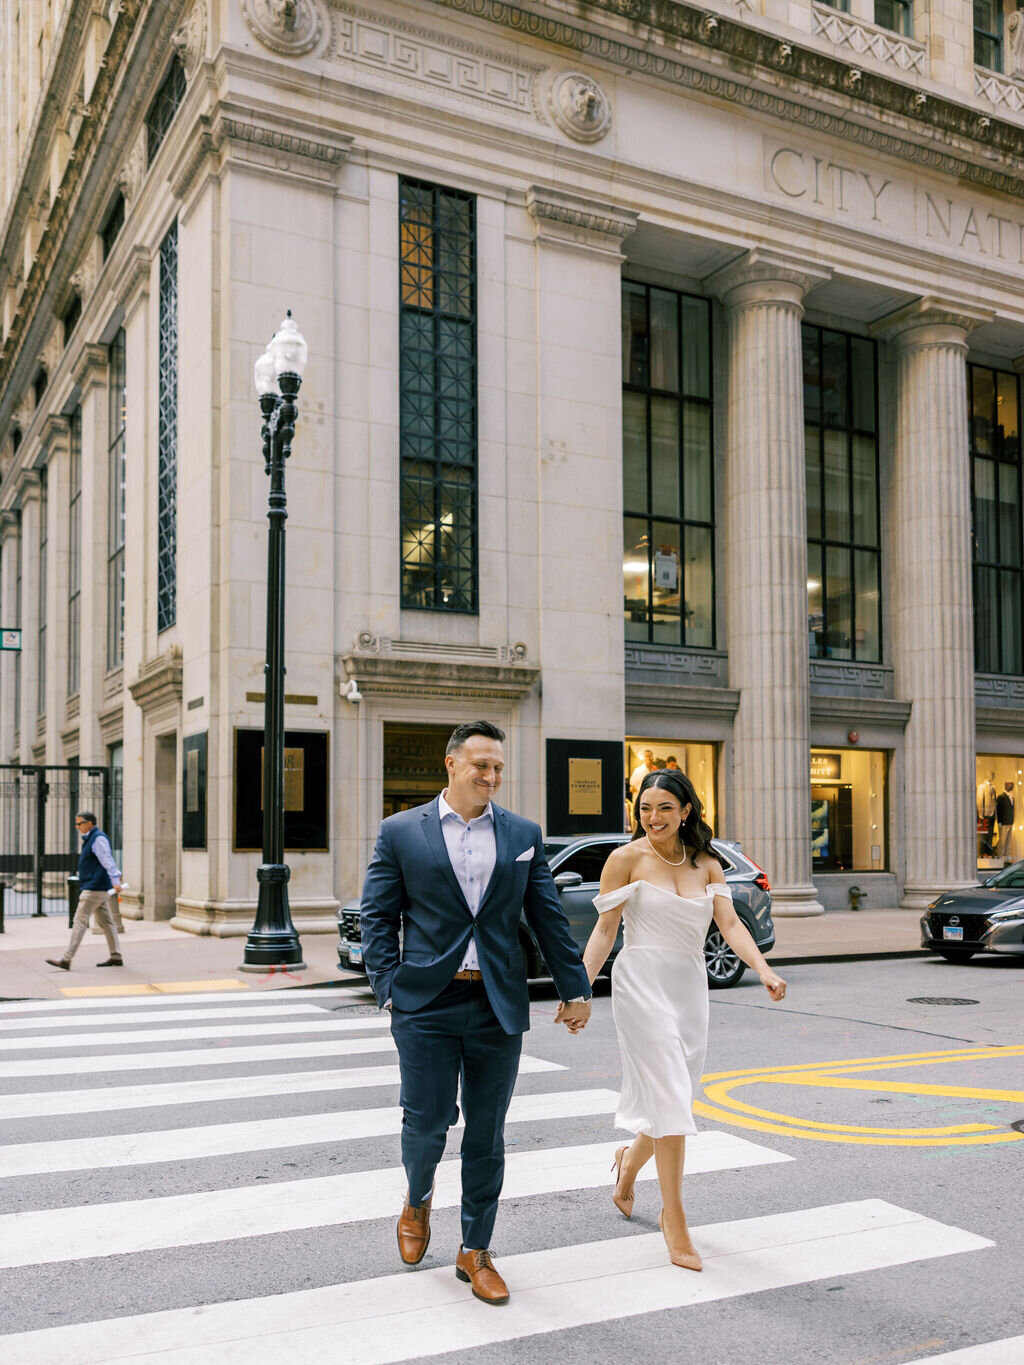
[759,970,787,1002]
[554,1000,592,1033]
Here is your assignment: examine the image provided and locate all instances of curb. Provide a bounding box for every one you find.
[769,949,929,966]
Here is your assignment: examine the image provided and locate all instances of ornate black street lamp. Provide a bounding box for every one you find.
[241,312,308,972]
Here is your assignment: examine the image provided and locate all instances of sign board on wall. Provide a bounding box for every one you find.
[182,732,207,850]
[0,629,22,650]
[546,739,625,837]
[810,752,842,781]
[234,729,329,852]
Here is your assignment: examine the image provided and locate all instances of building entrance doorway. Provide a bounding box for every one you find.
[811,783,854,870]
[382,723,450,817]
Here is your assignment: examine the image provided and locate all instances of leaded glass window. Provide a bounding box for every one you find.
[68,407,81,696]
[37,467,47,715]
[971,364,1023,674]
[107,330,127,669]
[398,178,477,613]
[621,281,715,648]
[157,220,178,633]
[803,326,881,662]
[146,59,186,166]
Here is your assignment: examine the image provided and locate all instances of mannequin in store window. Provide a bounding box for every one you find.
[996,782,1015,862]
[977,771,997,857]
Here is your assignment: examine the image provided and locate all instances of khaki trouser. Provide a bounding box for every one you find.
[66,889,121,963]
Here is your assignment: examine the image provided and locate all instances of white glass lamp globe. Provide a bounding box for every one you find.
[254,347,278,397]
[268,311,308,379]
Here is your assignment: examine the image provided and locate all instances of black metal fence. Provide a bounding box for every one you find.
[0,765,110,922]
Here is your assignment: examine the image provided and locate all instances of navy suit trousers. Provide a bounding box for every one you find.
[389,978,522,1251]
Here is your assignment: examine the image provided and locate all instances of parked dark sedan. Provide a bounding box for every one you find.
[921,861,1024,962]
[337,833,775,990]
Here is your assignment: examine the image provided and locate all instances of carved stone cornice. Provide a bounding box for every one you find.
[128,645,184,713]
[0,509,19,542]
[340,652,539,701]
[112,244,152,314]
[710,249,832,307]
[168,101,354,202]
[872,298,995,344]
[526,186,638,254]
[15,467,42,503]
[39,413,71,456]
[433,0,1024,198]
[98,700,124,746]
[71,342,108,398]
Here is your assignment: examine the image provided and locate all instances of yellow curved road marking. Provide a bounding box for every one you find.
[695,1045,1024,1146]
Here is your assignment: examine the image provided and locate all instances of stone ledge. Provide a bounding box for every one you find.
[626,680,740,718]
[809,694,911,728]
[128,645,183,713]
[340,652,540,701]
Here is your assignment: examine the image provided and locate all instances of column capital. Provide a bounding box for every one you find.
[39,413,70,457]
[0,509,19,541]
[525,186,638,256]
[113,245,151,319]
[15,466,42,504]
[71,341,108,398]
[872,298,994,348]
[709,248,831,308]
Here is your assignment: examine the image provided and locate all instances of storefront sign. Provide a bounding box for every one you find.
[182,732,208,850]
[234,729,329,851]
[811,752,842,781]
[0,629,21,650]
[568,758,603,815]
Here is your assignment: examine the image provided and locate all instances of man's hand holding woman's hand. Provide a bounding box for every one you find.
[554,1000,591,1033]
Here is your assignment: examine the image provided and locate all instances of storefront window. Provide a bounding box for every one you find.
[970,364,1023,676]
[975,754,1022,866]
[625,740,717,834]
[810,748,887,871]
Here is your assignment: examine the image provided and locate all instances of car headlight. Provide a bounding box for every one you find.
[989,905,1024,922]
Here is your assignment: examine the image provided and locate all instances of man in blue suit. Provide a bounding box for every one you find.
[361,720,592,1305]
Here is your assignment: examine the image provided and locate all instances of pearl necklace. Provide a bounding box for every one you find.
[644,836,686,867]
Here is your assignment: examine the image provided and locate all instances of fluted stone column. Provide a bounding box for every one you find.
[15,469,41,761]
[0,510,19,761]
[715,251,829,916]
[883,304,983,907]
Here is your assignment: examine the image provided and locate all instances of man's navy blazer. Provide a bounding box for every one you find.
[360,799,591,1035]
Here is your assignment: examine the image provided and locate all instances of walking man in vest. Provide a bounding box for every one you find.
[46,811,124,970]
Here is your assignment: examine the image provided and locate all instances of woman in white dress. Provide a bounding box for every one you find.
[573,769,787,1271]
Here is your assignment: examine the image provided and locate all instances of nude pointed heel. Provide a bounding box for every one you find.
[659,1209,703,1272]
[610,1145,634,1219]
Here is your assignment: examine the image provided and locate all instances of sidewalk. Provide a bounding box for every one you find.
[0,905,926,1001]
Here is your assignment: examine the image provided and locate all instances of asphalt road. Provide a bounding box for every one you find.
[0,955,1021,1364]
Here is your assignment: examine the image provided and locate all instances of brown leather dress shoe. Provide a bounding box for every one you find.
[455,1247,510,1305]
[45,958,70,971]
[397,1197,431,1265]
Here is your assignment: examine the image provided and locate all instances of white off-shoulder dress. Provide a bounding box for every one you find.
[593,879,733,1139]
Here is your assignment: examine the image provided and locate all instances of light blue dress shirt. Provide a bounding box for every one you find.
[438,791,496,973]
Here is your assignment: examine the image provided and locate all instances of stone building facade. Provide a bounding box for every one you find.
[3,0,1024,928]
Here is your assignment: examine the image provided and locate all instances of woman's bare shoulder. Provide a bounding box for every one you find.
[606,841,641,867]
[695,849,726,880]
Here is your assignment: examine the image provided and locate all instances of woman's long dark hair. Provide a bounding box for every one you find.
[631,769,725,869]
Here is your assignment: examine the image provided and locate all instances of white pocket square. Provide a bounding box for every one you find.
[515,846,534,862]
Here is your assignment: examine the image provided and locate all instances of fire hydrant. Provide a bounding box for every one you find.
[848,885,866,911]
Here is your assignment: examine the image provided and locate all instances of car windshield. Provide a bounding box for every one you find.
[982,861,1024,889]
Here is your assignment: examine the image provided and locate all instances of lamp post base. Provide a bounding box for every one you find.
[241,863,306,968]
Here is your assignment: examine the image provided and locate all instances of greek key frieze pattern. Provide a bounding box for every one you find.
[333,5,541,117]
[811,6,925,76]
[624,648,722,677]
[975,674,1024,702]
[808,661,887,690]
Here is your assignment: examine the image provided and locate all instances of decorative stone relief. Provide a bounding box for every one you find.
[70,251,96,303]
[976,674,1024,704]
[548,70,612,143]
[116,130,147,205]
[624,647,722,677]
[172,0,207,76]
[352,632,529,664]
[241,0,326,56]
[1010,11,1024,80]
[38,325,61,379]
[808,660,888,691]
[810,4,925,75]
[526,186,637,244]
[333,6,541,119]
[976,69,1024,114]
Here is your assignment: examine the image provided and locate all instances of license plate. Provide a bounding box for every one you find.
[942,926,964,941]
[348,945,363,964]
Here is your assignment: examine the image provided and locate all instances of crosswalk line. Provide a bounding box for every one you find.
[0,1017,391,1052]
[0,988,371,1015]
[0,1089,620,1178]
[0,1036,398,1079]
[0,1131,791,1269]
[0,1004,331,1032]
[901,1340,1024,1364]
[0,1054,565,1120]
[0,1200,991,1364]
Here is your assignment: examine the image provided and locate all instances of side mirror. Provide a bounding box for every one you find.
[553,871,584,891]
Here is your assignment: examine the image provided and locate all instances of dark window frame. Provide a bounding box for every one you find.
[37,466,47,716]
[146,58,187,167]
[621,280,716,650]
[803,324,882,664]
[107,330,127,670]
[974,0,1003,71]
[62,293,82,348]
[970,362,1023,675]
[101,192,125,261]
[68,407,82,696]
[157,220,178,633]
[874,0,912,37]
[398,177,478,614]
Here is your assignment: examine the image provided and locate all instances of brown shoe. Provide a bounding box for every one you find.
[455,1247,510,1305]
[397,1196,431,1265]
[96,957,123,967]
[45,958,70,971]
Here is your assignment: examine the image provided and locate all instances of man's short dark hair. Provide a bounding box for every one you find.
[76,810,98,825]
[446,721,506,756]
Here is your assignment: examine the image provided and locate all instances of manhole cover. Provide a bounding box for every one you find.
[331,1003,383,1015]
[906,997,979,1006]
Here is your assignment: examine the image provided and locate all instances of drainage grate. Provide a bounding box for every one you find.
[906,997,979,1006]
[331,1002,383,1015]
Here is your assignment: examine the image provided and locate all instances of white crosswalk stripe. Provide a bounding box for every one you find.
[0,988,369,1014]
[0,988,997,1363]
[0,1201,992,1365]
[0,1132,790,1270]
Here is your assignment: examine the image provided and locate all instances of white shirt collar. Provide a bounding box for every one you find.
[438,791,494,825]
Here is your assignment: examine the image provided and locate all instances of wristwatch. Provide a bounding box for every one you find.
[567,995,592,1004]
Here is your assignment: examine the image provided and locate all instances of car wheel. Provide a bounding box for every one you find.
[936,948,976,963]
[705,927,746,988]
